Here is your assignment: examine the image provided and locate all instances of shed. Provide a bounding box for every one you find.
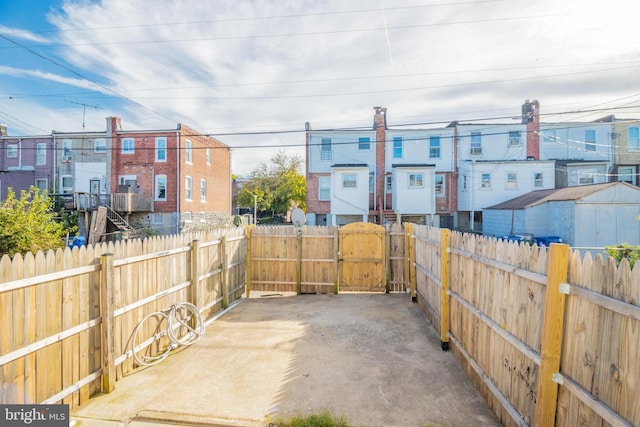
[482,182,640,247]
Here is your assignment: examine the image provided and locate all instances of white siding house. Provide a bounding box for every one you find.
[391,164,436,214]
[330,165,370,225]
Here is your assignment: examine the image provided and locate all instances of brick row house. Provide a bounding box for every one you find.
[305,102,640,230]
[0,118,231,241]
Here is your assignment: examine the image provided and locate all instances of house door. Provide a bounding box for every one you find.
[338,222,387,292]
[90,179,100,194]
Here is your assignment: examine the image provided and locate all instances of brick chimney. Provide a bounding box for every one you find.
[374,107,387,211]
[0,124,7,136]
[522,100,540,160]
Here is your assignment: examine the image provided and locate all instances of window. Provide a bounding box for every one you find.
[579,171,595,185]
[35,178,48,192]
[62,140,72,160]
[7,144,18,158]
[185,139,192,163]
[429,136,441,158]
[206,148,211,165]
[585,130,596,151]
[393,136,403,159]
[628,126,640,151]
[509,131,522,145]
[409,173,423,188]
[156,137,167,162]
[321,138,332,160]
[200,179,207,202]
[185,176,192,201]
[533,172,543,188]
[36,143,46,165]
[542,130,557,143]
[470,132,482,154]
[506,172,517,189]
[61,175,73,193]
[155,175,167,201]
[617,166,636,184]
[122,138,134,154]
[481,173,491,188]
[385,176,392,192]
[342,174,356,188]
[182,212,192,223]
[358,137,370,150]
[318,176,330,200]
[94,138,106,153]
[463,175,468,190]
[369,174,374,193]
[435,175,444,196]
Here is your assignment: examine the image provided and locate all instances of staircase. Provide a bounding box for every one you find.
[102,206,139,238]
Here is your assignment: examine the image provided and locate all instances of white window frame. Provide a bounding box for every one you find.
[155,174,167,201]
[36,143,47,165]
[7,144,18,158]
[385,176,392,192]
[481,173,491,189]
[429,136,441,158]
[60,175,73,193]
[185,176,193,201]
[508,131,522,146]
[62,140,72,160]
[470,132,482,155]
[122,138,135,154]
[393,136,403,159]
[35,178,48,192]
[318,176,330,201]
[321,138,332,160]
[533,172,543,188]
[408,173,424,189]
[358,137,371,151]
[155,137,167,162]
[206,148,211,165]
[506,172,518,189]
[435,175,445,196]
[94,138,107,153]
[185,139,192,164]
[200,179,207,202]
[585,130,596,151]
[578,170,595,185]
[342,173,357,189]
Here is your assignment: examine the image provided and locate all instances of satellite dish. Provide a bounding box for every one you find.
[291,208,306,227]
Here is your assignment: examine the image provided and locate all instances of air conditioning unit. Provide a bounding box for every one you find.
[470,147,482,155]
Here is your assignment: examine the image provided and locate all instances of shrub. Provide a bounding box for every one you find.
[604,243,640,268]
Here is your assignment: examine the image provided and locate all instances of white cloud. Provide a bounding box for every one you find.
[0,25,48,43]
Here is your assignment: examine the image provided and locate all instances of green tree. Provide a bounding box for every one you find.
[237,151,306,218]
[605,243,640,268]
[0,186,74,256]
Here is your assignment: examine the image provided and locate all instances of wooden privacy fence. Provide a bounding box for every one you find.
[247,223,407,294]
[0,228,247,409]
[410,225,640,427]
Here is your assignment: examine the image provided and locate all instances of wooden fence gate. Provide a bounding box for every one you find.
[339,222,386,292]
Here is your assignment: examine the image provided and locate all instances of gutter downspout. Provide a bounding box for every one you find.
[52,133,57,192]
[470,161,474,232]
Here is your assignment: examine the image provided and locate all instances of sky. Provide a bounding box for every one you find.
[1,0,640,176]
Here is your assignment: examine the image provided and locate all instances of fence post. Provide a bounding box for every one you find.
[385,225,391,293]
[333,227,339,294]
[190,240,200,309]
[404,223,411,293]
[296,228,302,295]
[221,236,229,308]
[100,253,115,393]
[534,243,570,427]
[409,224,417,302]
[246,226,252,298]
[440,228,450,351]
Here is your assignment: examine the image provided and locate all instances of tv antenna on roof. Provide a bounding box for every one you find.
[65,100,101,132]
